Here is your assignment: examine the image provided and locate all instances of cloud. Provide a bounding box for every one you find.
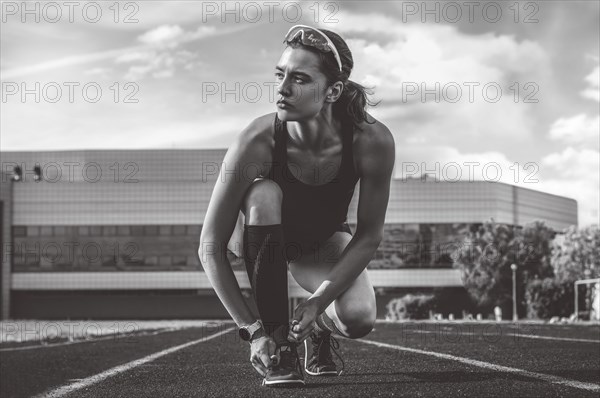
[395,145,522,186]
[542,146,600,226]
[581,65,600,102]
[393,144,598,226]
[549,114,600,146]
[152,69,174,79]
[541,147,599,226]
[325,12,548,151]
[117,116,255,149]
[138,25,185,46]
[115,51,158,64]
[325,11,597,226]
[542,147,600,179]
[543,61,600,226]
[83,67,112,78]
[137,25,216,49]
[115,25,226,79]
[541,178,598,226]
[1,24,240,78]
[1,46,146,79]
[121,50,202,80]
[127,25,216,78]
[330,14,549,87]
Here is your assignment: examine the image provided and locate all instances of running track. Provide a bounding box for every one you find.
[1,321,599,397]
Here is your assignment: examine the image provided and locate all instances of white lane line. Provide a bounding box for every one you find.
[353,338,600,393]
[504,333,599,344]
[0,328,181,352]
[34,326,235,398]
[408,330,600,344]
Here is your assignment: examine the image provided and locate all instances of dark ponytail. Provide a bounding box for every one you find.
[333,79,379,131]
[313,28,380,131]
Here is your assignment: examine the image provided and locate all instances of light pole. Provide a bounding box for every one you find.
[511,263,518,321]
[584,269,592,319]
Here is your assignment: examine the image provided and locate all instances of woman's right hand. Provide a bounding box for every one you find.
[249,333,279,377]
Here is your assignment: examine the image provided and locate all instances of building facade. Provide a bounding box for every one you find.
[0,150,578,319]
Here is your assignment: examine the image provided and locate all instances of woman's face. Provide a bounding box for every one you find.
[274,46,331,121]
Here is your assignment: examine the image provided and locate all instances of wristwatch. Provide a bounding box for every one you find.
[238,320,263,341]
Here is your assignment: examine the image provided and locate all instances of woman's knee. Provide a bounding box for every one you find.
[336,300,377,339]
[242,179,282,224]
[343,313,376,339]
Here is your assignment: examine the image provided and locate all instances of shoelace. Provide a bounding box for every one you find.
[312,332,345,376]
[270,324,304,379]
[279,344,305,379]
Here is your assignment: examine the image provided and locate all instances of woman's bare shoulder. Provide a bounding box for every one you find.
[355,113,393,147]
[237,112,276,144]
[227,112,277,176]
[354,113,395,176]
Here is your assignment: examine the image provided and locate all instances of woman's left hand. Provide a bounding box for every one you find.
[288,298,321,343]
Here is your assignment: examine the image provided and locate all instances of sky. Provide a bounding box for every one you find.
[1,1,599,227]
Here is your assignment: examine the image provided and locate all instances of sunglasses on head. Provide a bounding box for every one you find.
[283,25,343,72]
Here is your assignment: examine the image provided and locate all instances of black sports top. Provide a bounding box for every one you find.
[263,113,360,245]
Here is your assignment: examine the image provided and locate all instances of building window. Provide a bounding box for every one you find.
[173,255,187,266]
[102,255,117,267]
[158,255,171,266]
[78,226,89,236]
[54,226,67,236]
[131,226,144,236]
[117,226,130,236]
[12,226,26,237]
[187,255,200,267]
[122,250,142,265]
[27,226,39,236]
[103,226,116,236]
[13,253,25,266]
[40,226,53,236]
[173,225,186,236]
[90,226,102,236]
[144,225,158,236]
[22,243,41,266]
[187,225,202,236]
[144,256,158,266]
[159,226,171,236]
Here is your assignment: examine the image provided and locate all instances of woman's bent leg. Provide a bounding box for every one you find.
[288,231,377,339]
[241,179,289,341]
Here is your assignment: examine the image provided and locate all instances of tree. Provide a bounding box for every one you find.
[521,221,556,279]
[549,225,600,319]
[452,220,556,318]
[551,225,599,283]
[525,277,575,319]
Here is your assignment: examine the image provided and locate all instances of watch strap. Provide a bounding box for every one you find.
[240,320,263,341]
[246,320,263,337]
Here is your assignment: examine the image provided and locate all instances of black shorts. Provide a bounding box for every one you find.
[282,222,353,262]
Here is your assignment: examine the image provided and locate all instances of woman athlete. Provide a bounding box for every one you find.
[199,25,395,387]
